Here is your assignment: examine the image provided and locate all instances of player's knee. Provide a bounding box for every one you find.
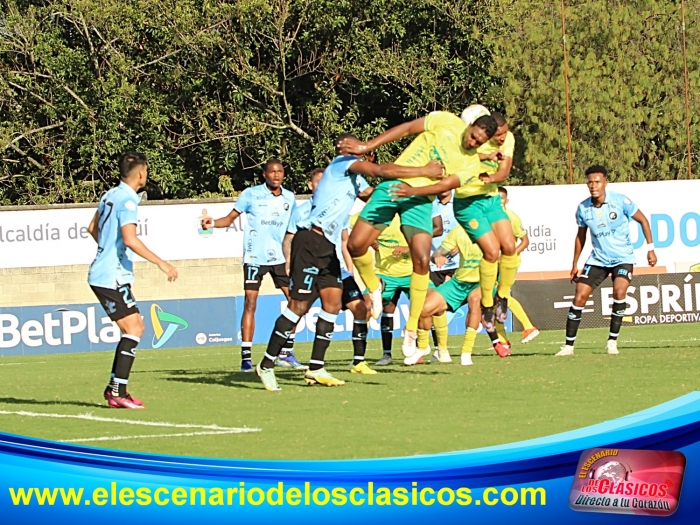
[130,316,145,339]
[573,293,589,306]
[500,238,517,256]
[482,246,500,263]
[243,296,258,312]
[347,239,366,258]
[412,252,430,273]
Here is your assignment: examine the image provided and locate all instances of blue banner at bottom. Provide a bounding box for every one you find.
[1,393,699,523]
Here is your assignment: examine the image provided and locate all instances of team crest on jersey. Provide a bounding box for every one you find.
[284,203,290,211]
[609,211,618,220]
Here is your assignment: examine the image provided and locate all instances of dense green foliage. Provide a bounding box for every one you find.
[0,1,698,204]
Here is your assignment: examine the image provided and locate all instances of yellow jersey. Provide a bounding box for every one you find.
[395,111,482,193]
[349,213,412,278]
[440,226,483,283]
[506,207,526,266]
[476,131,515,196]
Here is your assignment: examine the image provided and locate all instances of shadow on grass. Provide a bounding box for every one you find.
[0,397,107,409]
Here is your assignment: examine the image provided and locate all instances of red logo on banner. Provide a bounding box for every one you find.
[569,448,686,516]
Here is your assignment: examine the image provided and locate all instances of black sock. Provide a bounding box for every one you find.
[112,335,139,397]
[609,300,626,341]
[241,342,252,364]
[309,311,337,371]
[487,330,500,348]
[280,333,295,357]
[565,304,584,346]
[381,314,393,355]
[260,309,299,369]
[352,320,368,366]
[431,326,439,349]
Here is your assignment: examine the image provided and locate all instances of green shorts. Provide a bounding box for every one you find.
[436,278,480,313]
[379,274,435,307]
[359,180,434,236]
[453,194,509,241]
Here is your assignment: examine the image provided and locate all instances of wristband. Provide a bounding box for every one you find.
[646,243,655,251]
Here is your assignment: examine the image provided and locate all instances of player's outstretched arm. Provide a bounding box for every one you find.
[388,175,461,200]
[204,209,241,230]
[121,224,178,281]
[632,209,657,266]
[348,159,444,180]
[570,226,587,281]
[337,118,426,156]
[431,246,450,270]
[87,210,99,242]
[341,229,355,275]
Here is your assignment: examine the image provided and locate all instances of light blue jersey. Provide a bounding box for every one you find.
[431,192,459,271]
[289,197,355,279]
[88,182,140,289]
[297,155,369,253]
[287,199,311,235]
[234,183,296,266]
[576,191,639,267]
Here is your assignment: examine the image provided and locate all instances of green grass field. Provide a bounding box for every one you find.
[0,324,698,460]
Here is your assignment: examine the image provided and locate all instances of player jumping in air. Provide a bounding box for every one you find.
[203,159,299,372]
[339,112,496,360]
[255,135,444,391]
[87,152,179,409]
[556,165,656,356]
[285,168,376,375]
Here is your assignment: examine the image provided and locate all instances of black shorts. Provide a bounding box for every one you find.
[288,228,342,301]
[309,276,365,310]
[91,284,140,322]
[575,264,633,290]
[430,269,456,287]
[243,263,289,291]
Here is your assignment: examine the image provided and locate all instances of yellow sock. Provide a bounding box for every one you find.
[417,329,430,350]
[508,296,534,330]
[353,251,380,292]
[496,254,519,298]
[406,272,430,332]
[432,313,449,351]
[479,259,498,307]
[496,322,508,343]
[461,327,477,354]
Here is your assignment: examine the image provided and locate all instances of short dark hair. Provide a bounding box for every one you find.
[263,158,283,172]
[491,112,507,127]
[335,133,358,155]
[119,152,148,179]
[498,186,508,196]
[472,115,498,139]
[585,165,608,179]
[309,167,324,180]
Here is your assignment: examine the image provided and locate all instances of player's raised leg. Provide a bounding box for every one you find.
[460,287,483,366]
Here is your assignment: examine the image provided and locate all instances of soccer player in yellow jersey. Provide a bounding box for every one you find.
[350,214,415,366]
[388,111,518,337]
[406,225,510,367]
[340,112,497,359]
[494,187,540,347]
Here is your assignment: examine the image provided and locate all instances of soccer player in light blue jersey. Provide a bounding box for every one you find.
[285,168,376,375]
[87,152,178,409]
[556,165,657,357]
[255,134,444,391]
[204,159,298,372]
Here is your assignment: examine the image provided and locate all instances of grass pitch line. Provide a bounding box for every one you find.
[0,410,260,433]
[61,430,250,443]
